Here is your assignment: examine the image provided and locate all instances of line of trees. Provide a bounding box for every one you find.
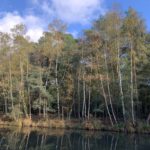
[0,7,150,125]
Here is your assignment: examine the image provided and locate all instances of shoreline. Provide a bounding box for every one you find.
[0,118,150,134]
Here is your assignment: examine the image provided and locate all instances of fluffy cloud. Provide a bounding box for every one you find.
[32,0,105,24]
[0,12,44,42]
[0,0,106,41]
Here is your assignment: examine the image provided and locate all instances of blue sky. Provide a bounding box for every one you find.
[0,0,149,42]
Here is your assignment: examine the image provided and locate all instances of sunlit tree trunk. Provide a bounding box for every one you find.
[28,87,31,119]
[133,60,138,100]
[2,76,8,114]
[39,67,42,116]
[55,56,60,118]
[100,74,114,126]
[87,87,91,120]
[87,77,91,120]
[117,39,126,122]
[77,73,81,119]
[96,52,113,126]
[26,58,32,119]
[82,73,86,119]
[9,58,14,110]
[104,43,117,124]
[20,56,28,117]
[130,40,135,125]
[43,100,45,118]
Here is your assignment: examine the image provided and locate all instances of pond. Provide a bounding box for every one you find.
[0,127,150,150]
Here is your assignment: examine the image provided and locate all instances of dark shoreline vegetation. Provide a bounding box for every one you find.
[0,7,150,134]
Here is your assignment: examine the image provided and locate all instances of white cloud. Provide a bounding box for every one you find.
[33,0,105,24]
[0,12,44,42]
[26,28,43,42]
[0,0,106,41]
[0,12,23,32]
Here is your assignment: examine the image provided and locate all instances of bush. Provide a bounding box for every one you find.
[124,121,135,133]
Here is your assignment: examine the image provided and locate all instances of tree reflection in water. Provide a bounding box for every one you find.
[0,128,150,150]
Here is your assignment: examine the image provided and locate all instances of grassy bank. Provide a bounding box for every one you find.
[0,117,150,134]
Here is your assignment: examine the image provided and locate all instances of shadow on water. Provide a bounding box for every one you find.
[0,127,150,150]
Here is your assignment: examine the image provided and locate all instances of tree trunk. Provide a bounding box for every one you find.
[55,57,60,118]
[2,77,8,114]
[147,113,150,124]
[26,58,31,119]
[104,44,117,124]
[130,40,135,125]
[117,39,126,122]
[39,67,42,116]
[4,98,8,114]
[96,52,113,126]
[77,74,81,119]
[100,74,114,126]
[43,100,45,118]
[133,59,138,101]
[87,86,91,120]
[9,58,14,110]
[28,87,31,119]
[82,73,86,119]
[20,56,28,117]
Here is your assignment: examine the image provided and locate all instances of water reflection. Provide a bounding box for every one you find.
[0,127,150,150]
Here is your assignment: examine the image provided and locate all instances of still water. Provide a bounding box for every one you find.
[0,127,150,150]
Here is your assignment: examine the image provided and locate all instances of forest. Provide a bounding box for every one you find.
[0,7,150,129]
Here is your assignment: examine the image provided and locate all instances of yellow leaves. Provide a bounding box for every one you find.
[79,74,109,82]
